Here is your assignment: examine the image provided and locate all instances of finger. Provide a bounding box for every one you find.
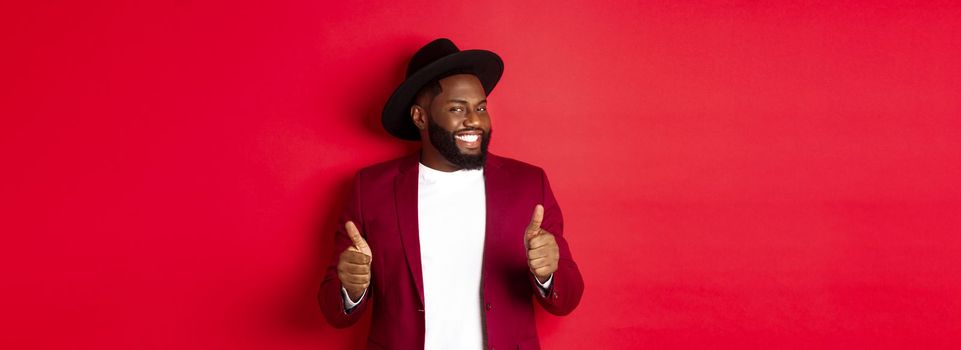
[525,204,544,236]
[345,221,369,251]
[528,256,551,269]
[527,247,551,259]
[341,274,370,285]
[341,249,372,264]
[339,277,368,290]
[527,233,555,250]
[341,263,370,275]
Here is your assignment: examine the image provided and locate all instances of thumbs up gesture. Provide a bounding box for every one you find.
[338,221,372,301]
[526,205,559,283]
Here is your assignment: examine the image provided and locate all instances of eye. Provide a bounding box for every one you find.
[477,106,487,112]
[449,106,464,112]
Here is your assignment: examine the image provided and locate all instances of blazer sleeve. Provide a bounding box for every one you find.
[529,169,584,316]
[319,171,372,328]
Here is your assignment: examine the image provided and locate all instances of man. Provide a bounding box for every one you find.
[319,38,584,350]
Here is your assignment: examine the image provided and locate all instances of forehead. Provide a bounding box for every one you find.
[437,74,487,102]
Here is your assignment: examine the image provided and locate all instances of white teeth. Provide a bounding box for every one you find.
[456,134,479,142]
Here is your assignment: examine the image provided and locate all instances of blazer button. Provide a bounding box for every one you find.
[485,303,492,310]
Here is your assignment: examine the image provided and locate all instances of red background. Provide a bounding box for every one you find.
[2,1,960,349]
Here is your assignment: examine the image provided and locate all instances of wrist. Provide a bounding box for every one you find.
[346,286,365,301]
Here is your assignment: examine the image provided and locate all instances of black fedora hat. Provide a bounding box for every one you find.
[382,38,504,140]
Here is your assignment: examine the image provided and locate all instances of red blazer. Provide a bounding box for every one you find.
[319,153,584,349]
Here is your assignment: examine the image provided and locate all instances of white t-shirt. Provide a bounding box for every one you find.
[416,162,487,350]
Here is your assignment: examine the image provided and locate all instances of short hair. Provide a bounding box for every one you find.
[414,68,478,105]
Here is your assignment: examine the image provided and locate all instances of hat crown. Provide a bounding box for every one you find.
[406,38,460,78]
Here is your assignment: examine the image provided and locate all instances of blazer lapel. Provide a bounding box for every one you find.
[394,154,425,307]
[482,154,508,276]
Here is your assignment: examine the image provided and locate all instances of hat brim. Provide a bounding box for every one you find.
[382,49,503,140]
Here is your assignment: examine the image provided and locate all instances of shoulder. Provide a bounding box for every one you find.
[353,154,417,186]
[358,154,413,174]
[487,153,547,179]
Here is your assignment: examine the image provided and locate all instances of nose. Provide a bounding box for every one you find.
[464,109,481,128]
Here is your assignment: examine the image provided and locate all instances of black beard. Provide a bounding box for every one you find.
[427,118,491,170]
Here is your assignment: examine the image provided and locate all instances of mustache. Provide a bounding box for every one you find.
[453,128,485,135]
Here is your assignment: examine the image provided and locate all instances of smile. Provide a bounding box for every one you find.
[455,134,480,143]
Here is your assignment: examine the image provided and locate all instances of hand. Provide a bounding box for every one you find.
[525,204,559,283]
[338,221,372,301]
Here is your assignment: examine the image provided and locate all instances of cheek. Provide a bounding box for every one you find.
[430,112,458,129]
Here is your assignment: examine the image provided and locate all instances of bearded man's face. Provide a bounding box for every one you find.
[420,74,493,170]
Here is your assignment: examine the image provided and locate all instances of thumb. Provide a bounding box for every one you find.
[345,221,371,256]
[525,204,544,244]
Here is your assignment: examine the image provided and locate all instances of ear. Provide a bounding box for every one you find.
[411,105,428,130]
